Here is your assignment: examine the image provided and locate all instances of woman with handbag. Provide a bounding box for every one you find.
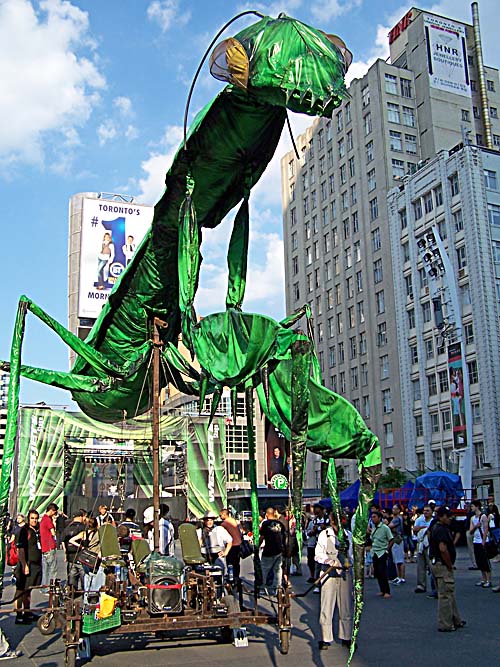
[69,517,105,595]
[469,500,491,588]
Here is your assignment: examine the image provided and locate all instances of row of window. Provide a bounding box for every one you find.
[414,400,481,438]
[385,73,413,98]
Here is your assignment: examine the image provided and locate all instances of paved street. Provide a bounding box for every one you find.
[1,548,498,666]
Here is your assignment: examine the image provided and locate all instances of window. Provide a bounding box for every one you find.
[413,199,422,220]
[484,169,498,189]
[384,422,394,446]
[303,196,309,215]
[456,245,467,270]
[350,184,357,205]
[430,413,439,434]
[407,308,415,329]
[338,341,345,363]
[288,160,295,179]
[325,260,332,281]
[317,320,323,341]
[328,174,335,196]
[400,208,407,229]
[356,270,363,293]
[465,322,474,344]
[319,156,326,176]
[376,290,385,314]
[345,247,352,269]
[479,133,485,145]
[308,138,314,159]
[343,218,349,239]
[402,241,410,262]
[425,338,434,360]
[347,130,353,152]
[332,227,338,246]
[452,208,464,232]
[359,332,367,355]
[473,105,480,119]
[364,112,372,135]
[366,140,374,163]
[321,181,327,202]
[385,73,398,94]
[336,312,343,334]
[333,255,340,275]
[390,130,402,151]
[349,336,357,359]
[493,241,500,263]
[353,240,361,263]
[370,197,379,221]
[289,182,295,201]
[305,221,311,240]
[352,211,359,234]
[402,106,415,127]
[377,322,387,347]
[441,409,451,431]
[316,295,322,316]
[346,275,354,298]
[306,246,312,265]
[226,425,251,453]
[380,354,389,379]
[472,401,481,424]
[339,371,346,393]
[327,289,334,309]
[487,79,495,92]
[318,128,324,150]
[405,274,413,298]
[405,134,417,154]
[327,147,333,168]
[413,380,421,401]
[419,267,428,289]
[290,208,296,226]
[341,191,348,211]
[291,232,297,251]
[422,301,431,323]
[340,164,347,184]
[307,273,312,292]
[349,156,355,178]
[314,240,319,261]
[329,346,336,367]
[467,359,478,383]
[326,120,332,141]
[410,344,418,364]
[449,172,459,196]
[345,102,351,124]
[374,258,383,283]
[400,78,412,98]
[439,370,449,393]
[338,138,345,158]
[361,86,370,107]
[367,168,376,192]
[293,282,300,301]
[424,192,433,214]
[491,107,498,119]
[488,203,500,226]
[475,441,485,470]
[363,394,370,417]
[311,189,317,209]
[461,109,470,122]
[357,300,365,324]
[323,233,330,253]
[292,256,298,275]
[350,367,359,390]
[434,184,443,206]
[392,159,405,179]
[387,102,400,123]
[427,373,437,396]
[337,110,343,132]
[382,388,392,413]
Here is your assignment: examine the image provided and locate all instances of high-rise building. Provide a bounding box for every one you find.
[281,5,500,490]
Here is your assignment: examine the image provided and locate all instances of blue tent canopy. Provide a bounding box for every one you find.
[408,472,464,509]
[320,479,416,512]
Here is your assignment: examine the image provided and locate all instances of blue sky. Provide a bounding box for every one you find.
[1,0,498,406]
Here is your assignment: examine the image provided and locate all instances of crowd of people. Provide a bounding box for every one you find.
[1,497,499,660]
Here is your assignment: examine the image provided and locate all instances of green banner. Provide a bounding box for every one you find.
[17,408,65,515]
[187,418,226,518]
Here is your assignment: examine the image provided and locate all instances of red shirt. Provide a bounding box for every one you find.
[40,514,57,553]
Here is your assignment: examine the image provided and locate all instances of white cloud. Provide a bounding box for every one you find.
[135,125,184,204]
[113,96,133,117]
[310,0,362,23]
[125,124,138,140]
[147,0,191,33]
[345,22,390,86]
[0,0,105,170]
[97,119,117,146]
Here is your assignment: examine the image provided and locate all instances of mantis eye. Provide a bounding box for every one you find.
[210,38,249,90]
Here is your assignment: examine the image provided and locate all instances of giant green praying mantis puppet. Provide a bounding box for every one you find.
[0,12,381,660]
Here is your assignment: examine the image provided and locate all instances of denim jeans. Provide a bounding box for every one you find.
[42,549,58,587]
[261,554,282,593]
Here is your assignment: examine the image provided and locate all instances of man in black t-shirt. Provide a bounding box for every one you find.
[429,506,464,632]
[63,509,87,589]
[260,507,286,595]
[15,509,42,624]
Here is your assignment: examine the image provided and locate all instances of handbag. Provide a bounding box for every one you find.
[77,547,101,571]
[485,539,498,560]
[7,541,18,567]
[239,539,254,560]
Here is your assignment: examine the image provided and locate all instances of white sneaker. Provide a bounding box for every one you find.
[392,578,401,585]
[313,587,320,594]
[399,578,406,584]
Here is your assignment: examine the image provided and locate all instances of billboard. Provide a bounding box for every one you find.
[78,198,154,318]
[424,14,469,97]
[265,417,291,489]
[448,342,467,449]
[186,419,227,518]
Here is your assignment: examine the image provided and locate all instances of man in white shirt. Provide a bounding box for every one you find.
[314,512,353,651]
[197,510,232,572]
[413,505,434,593]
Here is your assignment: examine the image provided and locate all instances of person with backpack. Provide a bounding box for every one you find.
[429,506,465,632]
[62,509,87,590]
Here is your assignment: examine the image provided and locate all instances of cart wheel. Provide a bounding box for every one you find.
[37,613,56,636]
[279,629,290,655]
[65,647,76,667]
